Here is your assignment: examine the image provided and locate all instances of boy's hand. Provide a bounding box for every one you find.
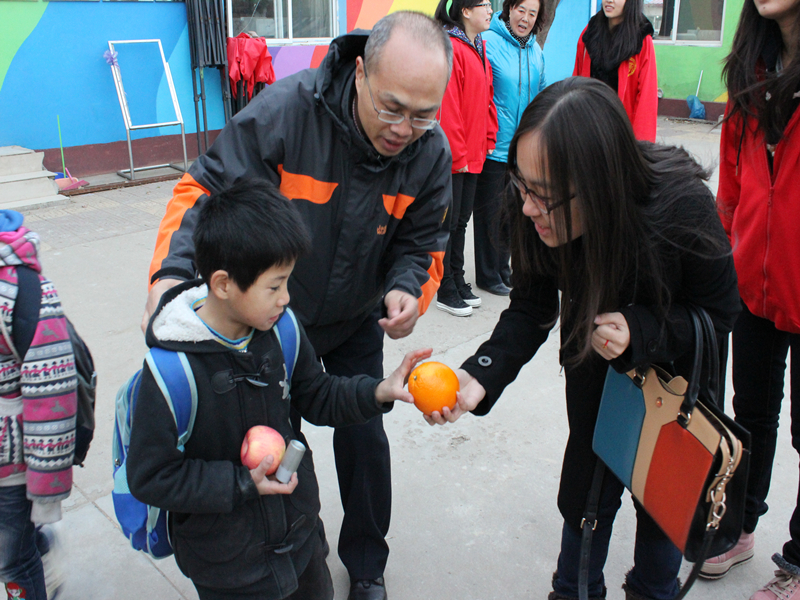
[375,348,433,404]
[142,278,181,333]
[250,455,298,495]
[424,369,485,426]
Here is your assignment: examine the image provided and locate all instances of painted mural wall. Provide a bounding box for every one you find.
[0,0,737,158]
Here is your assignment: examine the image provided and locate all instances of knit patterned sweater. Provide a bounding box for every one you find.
[0,225,76,523]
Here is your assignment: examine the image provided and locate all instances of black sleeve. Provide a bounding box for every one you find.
[126,362,258,514]
[288,322,391,426]
[611,194,740,373]
[460,274,560,415]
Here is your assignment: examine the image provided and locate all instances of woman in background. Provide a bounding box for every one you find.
[473,0,547,296]
[573,0,658,141]
[699,1,800,598]
[434,0,498,317]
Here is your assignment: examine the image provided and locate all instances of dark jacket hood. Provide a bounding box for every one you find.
[146,279,262,354]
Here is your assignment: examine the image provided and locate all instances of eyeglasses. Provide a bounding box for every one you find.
[509,170,574,215]
[362,67,439,131]
[474,2,492,8]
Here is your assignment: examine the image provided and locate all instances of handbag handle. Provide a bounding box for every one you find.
[678,305,720,426]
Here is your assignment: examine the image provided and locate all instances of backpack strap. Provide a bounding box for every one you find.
[145,347,198,450]
[11,265,42,360]
[274,308,300,387]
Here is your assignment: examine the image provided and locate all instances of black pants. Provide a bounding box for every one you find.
[441,172,478,290]
[731,301,800,564]
[472,159,511,289]
[321,309,390,581]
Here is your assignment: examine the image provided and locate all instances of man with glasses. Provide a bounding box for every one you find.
[141,11,453,600]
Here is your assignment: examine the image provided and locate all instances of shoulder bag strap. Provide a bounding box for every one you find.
[9,265,43,362]
[578,459,606,600]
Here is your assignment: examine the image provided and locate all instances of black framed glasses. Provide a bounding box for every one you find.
[509,170,574,215]
[474,2,493,8]
[362,67,439,131]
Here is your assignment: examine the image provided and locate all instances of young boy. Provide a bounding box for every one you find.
[126,180,429,600]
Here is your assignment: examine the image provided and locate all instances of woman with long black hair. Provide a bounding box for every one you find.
[573,0,658,142]
[427,77,740,600]
[698,1,800,597]
[434,0,498,317]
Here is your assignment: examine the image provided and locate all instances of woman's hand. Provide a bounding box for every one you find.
[375,348,433,404]
[423,368,486,426]
[592,312,630,360]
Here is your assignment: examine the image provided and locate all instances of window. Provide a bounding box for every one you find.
[644,0,726,44]
[229,0,337,43]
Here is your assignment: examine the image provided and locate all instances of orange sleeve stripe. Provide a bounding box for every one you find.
[277,164,338,204]
[148,173,209,288]
[382,193,416,220]
[418,251,445,315]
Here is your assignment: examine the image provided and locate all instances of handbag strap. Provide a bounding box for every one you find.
[578,460,606,600]
[673,529,718,600]
[678,305,717,425]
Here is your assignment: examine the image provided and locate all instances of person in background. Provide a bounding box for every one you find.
[473,0,547,296]
[0,210,76,600]
[434,0,499,317]
[698,1,800,598]
[573,0,658,142]
[427,78,740,600]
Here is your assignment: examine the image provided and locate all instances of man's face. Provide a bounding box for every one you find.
[354,32,449,157]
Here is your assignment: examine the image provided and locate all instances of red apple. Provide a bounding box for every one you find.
[240,425,286,473]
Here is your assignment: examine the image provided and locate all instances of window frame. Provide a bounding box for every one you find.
[226,0,339,46]
[648,0,728,47]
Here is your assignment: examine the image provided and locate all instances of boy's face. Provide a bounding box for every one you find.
[227,262,294,332]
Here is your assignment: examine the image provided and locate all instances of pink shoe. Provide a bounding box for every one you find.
[750,569,800,600]
[699,531,755,579]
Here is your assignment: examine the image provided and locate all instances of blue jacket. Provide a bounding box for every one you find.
[483,11,547,163]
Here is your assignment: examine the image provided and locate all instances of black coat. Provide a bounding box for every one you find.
[126,280,391,597]
[461,187,741,530]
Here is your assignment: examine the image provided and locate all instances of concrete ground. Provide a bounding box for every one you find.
[18,117,794,599]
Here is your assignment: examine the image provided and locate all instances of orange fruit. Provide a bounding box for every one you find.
[408,361,459,415]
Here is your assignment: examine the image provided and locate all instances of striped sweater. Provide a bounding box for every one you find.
[0,222,76,523]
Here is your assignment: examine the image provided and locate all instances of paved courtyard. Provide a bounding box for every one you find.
[18,118,796,599]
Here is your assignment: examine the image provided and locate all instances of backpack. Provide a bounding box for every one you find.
[111,306,300,559]
[12,265,97,467]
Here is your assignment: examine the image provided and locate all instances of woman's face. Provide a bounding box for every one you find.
[515,131,584,248]
[602,0,627,27]
[753,0,800,26]
[509,0,540,37]
[462,2,494,34]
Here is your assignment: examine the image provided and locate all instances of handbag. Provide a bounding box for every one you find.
[579,305,750,600]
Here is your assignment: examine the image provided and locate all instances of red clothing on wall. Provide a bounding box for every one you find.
[717,103,800,333]
[439,37,498,174]
[573,28,658,142]
[226,33,276,99]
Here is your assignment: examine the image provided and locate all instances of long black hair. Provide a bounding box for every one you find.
[582,0,653,74]
[504,77,726,363]
[499,0,547,36]
[434,0,484,29]
[723,1,800,142]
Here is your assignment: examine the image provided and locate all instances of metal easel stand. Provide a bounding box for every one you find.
[108,39,189,182]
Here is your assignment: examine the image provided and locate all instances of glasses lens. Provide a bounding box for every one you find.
[411,119,437,130]
[377,111,406,125]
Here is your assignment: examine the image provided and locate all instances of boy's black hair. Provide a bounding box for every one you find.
[193,179,312,291]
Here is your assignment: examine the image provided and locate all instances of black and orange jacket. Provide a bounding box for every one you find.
[149,31,452,355]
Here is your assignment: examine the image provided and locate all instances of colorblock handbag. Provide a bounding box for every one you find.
[579,306,750,600]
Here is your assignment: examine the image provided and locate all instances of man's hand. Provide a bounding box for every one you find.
[592,312,631,360]
[250,455,299,495]
[379,290,419,340]
[375,348,433,404]
[423,368,485,426]
[141,278,182,333]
